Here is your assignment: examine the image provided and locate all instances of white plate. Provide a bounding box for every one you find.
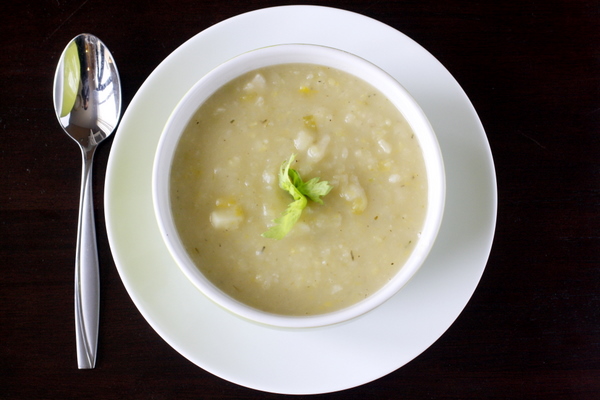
[105,5,497,395]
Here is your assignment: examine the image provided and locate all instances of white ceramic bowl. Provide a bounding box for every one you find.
[153,44,445,328]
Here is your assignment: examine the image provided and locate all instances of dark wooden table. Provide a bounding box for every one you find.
[1,1,598,398]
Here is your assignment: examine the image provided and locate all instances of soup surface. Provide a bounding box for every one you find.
[170,63,427,316]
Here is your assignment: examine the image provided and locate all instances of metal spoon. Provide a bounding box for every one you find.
[53,33,121,369]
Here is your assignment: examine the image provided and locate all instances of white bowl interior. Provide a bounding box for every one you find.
[153,44,445,328]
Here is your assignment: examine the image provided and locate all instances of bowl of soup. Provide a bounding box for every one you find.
[153,44,445,328]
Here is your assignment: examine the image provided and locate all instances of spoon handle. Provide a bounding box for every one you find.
[74,148,100,369]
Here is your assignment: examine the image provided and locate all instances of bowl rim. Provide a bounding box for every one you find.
[152,43,445,328]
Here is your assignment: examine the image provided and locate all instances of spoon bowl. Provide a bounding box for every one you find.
[53,33,121,369]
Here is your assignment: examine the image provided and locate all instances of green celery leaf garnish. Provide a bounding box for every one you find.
[262,154,332,239]
[297,176,333,204]
[261,196,307,240]
[279,154,305,201]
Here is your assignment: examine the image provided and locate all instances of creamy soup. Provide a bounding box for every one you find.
[170,63,427,316]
